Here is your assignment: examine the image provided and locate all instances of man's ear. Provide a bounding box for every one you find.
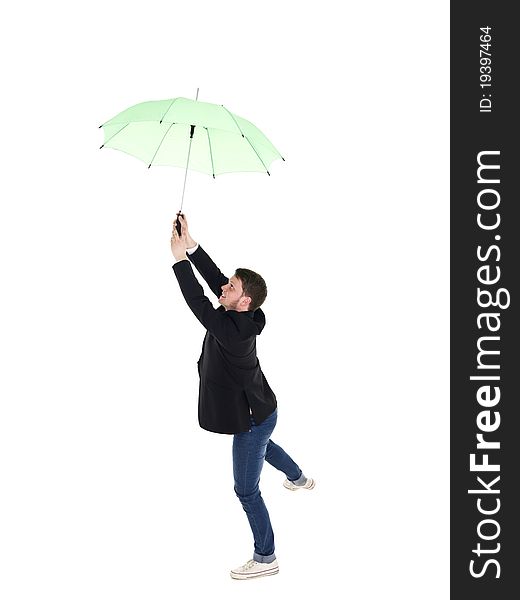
[241,295,252,308]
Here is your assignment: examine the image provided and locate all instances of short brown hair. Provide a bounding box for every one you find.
[234,268,267,311]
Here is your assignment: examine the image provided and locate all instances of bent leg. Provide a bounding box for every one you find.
[265,440,303,482]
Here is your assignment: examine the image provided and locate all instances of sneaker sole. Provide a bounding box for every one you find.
[230,566,279,580]
[283,478,315,491]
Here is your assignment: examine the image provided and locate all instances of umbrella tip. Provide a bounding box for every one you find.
[213,174,215,179]
[99,144,104,149]
[267,171,271,176]
[281,157,286,161]
[148,164,151,169]
[98,124,102,128]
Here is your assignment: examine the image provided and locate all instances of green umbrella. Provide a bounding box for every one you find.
[99,90,284,215]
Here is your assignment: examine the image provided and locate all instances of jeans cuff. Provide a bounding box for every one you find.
[253,551,276,564]
[290,471,305,485]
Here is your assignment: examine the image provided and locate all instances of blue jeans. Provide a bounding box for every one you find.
[232,408,303,563]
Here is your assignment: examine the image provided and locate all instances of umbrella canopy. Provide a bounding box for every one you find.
[99,97,284,177]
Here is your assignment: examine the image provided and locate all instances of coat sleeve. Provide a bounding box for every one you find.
[186,245,229,298]
[172,259,235,344]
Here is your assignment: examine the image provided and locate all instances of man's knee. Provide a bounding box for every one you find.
[234,483,260,503]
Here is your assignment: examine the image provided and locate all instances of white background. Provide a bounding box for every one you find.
[0,1,449,598]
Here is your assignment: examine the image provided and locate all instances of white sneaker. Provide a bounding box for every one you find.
[230,558,279,580]
[283,477,315,491]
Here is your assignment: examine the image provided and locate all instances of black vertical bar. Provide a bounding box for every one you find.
[451,3,519,598]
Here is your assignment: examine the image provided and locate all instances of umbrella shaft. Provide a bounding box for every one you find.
[180,133,194,212]
[180,89,198,211]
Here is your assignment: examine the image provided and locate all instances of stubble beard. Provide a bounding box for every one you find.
[220,295,242,312]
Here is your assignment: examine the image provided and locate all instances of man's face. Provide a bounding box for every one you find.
[219,275,249,311]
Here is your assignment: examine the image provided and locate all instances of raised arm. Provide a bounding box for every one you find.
[176,213,228,298]
[171,225,233,343]
[172,260,233,343]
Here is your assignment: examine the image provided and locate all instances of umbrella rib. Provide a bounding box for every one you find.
[242,134,271,176]
[221,105,270,175]
[99,123,130,148]
[205,128,216,178]
[159,98,179,124]
[148,122,176,168]
[244,136,270,175]
[220,105,245,136]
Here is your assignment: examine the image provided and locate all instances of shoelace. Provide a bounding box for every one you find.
[243,560,258,570]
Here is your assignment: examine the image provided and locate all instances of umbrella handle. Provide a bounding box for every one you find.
[175,211,183,236]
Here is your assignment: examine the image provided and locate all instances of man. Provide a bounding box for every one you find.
[170,214,315,580]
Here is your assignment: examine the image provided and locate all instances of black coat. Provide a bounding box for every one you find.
[172,246,277,434]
